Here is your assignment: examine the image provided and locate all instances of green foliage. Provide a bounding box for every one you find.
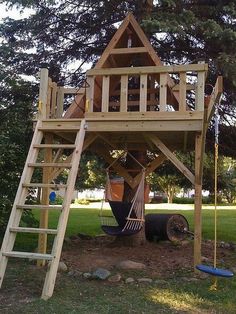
[74,198,90,205]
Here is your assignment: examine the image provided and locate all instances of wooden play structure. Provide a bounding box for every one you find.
[0,13,223,299]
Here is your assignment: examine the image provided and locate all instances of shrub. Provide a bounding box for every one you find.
[74,198,90,205]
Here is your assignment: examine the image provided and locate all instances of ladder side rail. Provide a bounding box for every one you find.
[41,119,86,300]
[0,121,43,288]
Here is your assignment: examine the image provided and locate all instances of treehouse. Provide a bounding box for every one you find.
[0,13,222,300]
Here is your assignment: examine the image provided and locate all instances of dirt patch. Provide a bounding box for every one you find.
[61,236,235,277]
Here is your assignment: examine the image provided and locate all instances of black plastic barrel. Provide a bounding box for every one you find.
[145,213,189,242]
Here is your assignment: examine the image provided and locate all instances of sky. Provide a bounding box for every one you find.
[0,3,34,21]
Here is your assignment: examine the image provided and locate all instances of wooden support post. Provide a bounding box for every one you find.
[37,133,53,267]
[87,76,94,112]
[46,78,52,118]
[140,74,147,112]
[50,82,57,118]
[196,71,205,111]
[56,87,64,118]
[159,73,167,111]
[194,133,204,268]
[179,72,186,112]
[38,68,49,120]
[120,75,128,112]
[102,75,110,112]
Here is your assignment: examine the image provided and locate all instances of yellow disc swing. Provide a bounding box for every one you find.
[196,100,234,289]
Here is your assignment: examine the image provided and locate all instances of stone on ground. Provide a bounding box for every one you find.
[125,277,135,284]
[58,261,68,272]
[92,268,111,280]
[116,260,146,270]
[108,274,122,282]
[137,278,153,283]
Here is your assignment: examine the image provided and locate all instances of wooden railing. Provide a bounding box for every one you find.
[86,63,208,114]
[38,68,84,120]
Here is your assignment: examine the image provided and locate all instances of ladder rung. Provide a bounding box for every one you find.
[28,163,72,168]
[22,183,67,188]
[9,227,58,234]
[34,144,76,149]
[3,251,54,260]
[16,204,63,210]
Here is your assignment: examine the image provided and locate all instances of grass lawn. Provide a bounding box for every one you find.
[14,205,236,250]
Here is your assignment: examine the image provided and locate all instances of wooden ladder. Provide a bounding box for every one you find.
[0,118,86,300]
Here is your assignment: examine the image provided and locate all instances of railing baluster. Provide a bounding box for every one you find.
[102,75,110,112]
[56,87,64,118]
[38,68,49,120]
[50,82,57,118]
[120,75,128,112]
[86,76,94,112]
[46,78,52,118]
[196,71,205,111]
[140,74,147,112]
[179,72,186,112]
[159,73,167,111]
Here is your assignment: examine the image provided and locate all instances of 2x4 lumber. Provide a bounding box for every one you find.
[120,75,128,112]
[102,75,110,112]
[50,82,57,118]
[172,83,195,91]
[16,204,63,210]
[149,135,195,185]
[196,71,205,111]
[109,99,156,108]
[159,73,167,111]
[38,69,49,120]
[37,133,53,267]
[179,72,186,112]
[110,47,148,54]
[28,163,72,168]
[86,76,94,112]
[207,76,223,123]
[87,64,208,76]
[139,74,147,112]
[3,252,53,260]
[194,133,203,268]
[47,78,52,119]
[56,87,64,118]
[41,119,86,300]
[111,87,158,96]
[10,227,57,235]
[22,183,67,188]
[0,121,43,289]
[63,88,85,94]
[85,111,203,121]
[34,144,76,149]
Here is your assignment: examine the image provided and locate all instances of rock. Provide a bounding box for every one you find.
[154,279,168,285]
[137,278,153,283]
[181,240,190,246]
[68,270,83,277]
[92,268,111,280]
[83,272,92,279]
[108,274,122,282]
[116,260,146,270]
[58,261,68,272]
[125,277,135,284]
[182,277,199,282]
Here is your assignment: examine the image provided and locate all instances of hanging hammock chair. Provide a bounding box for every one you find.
[100,152,145,237]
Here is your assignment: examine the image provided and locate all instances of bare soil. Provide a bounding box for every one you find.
[61,236,235,277]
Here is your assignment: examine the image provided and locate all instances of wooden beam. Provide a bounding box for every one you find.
[38,69,49,120]
[120,75,128,112]
[86,76,94,112]
[110,47,148,54]
[140,74,147,112]
[50,82,57,119]
[56,87,64,118]
[179,72,186,112]
[46,78,52,119]
[149,135,195,185]
[87,64,208,76]
[102,75,110,112]
[207,76,223,123]
[37,133,53,267]
[196,71,205,111]
[159,73,167,111]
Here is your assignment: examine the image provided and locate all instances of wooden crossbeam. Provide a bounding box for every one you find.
[149,135,195,185]
[207,76,223,123]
